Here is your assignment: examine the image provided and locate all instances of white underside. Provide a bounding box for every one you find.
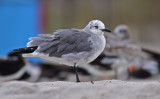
[0,64,27,82]
[23,53,88,66]
[87,35,106,63]
[25,63,41,82]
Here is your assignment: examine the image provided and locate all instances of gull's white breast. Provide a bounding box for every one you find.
[86,34,106,63]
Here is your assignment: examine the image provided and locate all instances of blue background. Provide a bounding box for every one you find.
[0,0,41,56]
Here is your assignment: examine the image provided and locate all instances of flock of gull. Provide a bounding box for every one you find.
[0,20,159,82]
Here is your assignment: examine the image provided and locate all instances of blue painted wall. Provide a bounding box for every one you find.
[0,0,42,57]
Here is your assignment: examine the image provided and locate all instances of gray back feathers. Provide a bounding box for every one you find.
[27,29,92,57]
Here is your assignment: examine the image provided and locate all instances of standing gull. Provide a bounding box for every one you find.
[11,20,111,82]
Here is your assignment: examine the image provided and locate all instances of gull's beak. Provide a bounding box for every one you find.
[101,28,111,33]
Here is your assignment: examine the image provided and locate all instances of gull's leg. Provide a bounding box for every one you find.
[114,68,118,79]
[127,69,131,80]
[73,63,80,82]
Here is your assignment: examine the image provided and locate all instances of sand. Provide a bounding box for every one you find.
[0,80,160,99]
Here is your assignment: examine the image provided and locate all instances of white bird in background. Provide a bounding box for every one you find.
[104,24,141,57]
[108,25,159,80]
[11,20,111,82]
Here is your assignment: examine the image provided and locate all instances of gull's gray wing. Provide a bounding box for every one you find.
[27,29,92,57]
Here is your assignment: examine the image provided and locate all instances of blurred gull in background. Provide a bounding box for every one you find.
[108,25,159,80]
[104,25,141,57]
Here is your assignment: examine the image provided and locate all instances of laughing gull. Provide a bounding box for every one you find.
[11,20,111,82]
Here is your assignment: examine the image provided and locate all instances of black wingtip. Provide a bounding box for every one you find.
[9,46,38,56]
[8,51,21,56]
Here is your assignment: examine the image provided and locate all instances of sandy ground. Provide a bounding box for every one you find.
[0,80,160,99]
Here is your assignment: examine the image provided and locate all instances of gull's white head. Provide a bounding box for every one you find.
[84,20,111,35]
[113,25,131,40]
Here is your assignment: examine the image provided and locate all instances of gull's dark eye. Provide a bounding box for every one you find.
[94,26,98,29]
[119,30,127,33]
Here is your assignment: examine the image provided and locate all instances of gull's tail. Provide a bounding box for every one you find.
[9,46,38,56]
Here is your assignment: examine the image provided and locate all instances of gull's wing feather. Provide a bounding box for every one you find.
[27,29,92,57]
